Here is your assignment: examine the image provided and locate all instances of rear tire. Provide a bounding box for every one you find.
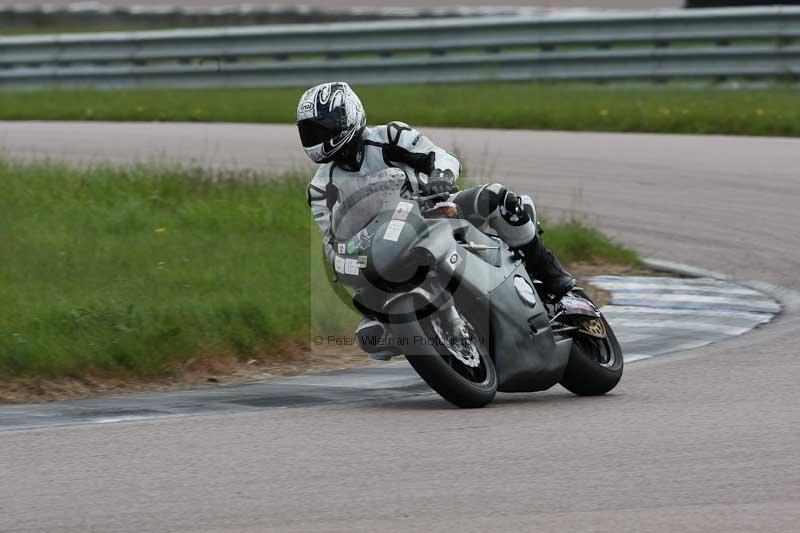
[388,296,497,408]
[560,316,623,396]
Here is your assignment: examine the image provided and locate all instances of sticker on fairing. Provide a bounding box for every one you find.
[383,220,405,242]
[446,249,461,270]
[359,230,372,250]
[334,255,345,274]
[337,243,346,254]
[357,255,368,268]
[392,201,414,222]
[345,258,360,276]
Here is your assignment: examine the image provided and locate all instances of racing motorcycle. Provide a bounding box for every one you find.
[327,171,623,408]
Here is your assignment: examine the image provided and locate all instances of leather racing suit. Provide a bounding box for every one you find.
[307,121,541,267]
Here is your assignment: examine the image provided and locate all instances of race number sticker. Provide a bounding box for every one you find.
[334,255,346,274]
[383,220,405,242]
[345,258,360,276]
[392,201,414,222]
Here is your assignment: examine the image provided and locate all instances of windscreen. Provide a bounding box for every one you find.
[331,172,407,241]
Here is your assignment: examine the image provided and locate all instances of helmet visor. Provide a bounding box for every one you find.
[297,108,347,148]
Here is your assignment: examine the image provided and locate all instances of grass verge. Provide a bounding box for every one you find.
[1,160,638,381]
[1,83,799,136]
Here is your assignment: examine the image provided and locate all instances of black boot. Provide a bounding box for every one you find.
[517,237,576,302]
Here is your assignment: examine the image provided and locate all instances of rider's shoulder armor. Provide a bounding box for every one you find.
[363,123,433,177]
[385,121,424,151]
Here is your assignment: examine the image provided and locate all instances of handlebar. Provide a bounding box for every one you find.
[413,191,451,203]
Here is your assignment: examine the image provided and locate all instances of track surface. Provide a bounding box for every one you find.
[1,122,799,532]
[0,276,777,432]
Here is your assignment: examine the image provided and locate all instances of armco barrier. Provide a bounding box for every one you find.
[0,6,798,89]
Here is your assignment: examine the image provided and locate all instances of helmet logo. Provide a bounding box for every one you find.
[299,101,314,113]
[317,83,345,113]
[330,90,344,110]
[319,84,331,105]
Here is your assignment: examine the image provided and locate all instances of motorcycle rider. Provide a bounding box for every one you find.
[298,81,575,304]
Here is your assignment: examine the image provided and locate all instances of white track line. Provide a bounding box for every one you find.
[609,292,777,307]
[623,353,653,363]
[592,275,741,286]
[601,305,773,321]
[609,318,751,336]
[590,275,780,361]
[594,282,763,296]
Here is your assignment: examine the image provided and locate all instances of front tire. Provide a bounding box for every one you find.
[560,315,623,396]
[388,296,497,408]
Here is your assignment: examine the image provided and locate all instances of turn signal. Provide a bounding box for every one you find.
[433,201,459,218]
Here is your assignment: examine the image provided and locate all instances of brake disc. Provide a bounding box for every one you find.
[452,342,481,368]
[432,318,481,367]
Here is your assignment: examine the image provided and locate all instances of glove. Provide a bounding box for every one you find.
[426,169,457,196]
[499,191,533,225]
[502,191,523,216]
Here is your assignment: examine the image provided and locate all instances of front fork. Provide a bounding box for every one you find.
[437,304,470,341]
[360,275,470,360]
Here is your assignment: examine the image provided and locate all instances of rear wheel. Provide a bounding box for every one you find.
[560,315,623,396]
[388,296,496,408]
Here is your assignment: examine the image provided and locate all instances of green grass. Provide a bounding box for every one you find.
[0,160,638,380]
[1,83,799,136]
[541,221,642,266]
[0,161,356,378]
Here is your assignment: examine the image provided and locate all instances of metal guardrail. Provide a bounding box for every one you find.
[0,3,528,31]
[0,7,798,90]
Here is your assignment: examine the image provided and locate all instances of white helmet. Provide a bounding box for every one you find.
[296,82,366,164]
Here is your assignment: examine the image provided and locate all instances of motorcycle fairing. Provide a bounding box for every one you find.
[465,264,572,393]
[387,218,572,393]
[339,189,573,393]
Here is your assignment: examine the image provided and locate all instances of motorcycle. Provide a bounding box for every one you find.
[326,170,623,408]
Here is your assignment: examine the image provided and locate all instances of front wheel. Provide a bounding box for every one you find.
[560,315,623,396]
[388,296,497,408]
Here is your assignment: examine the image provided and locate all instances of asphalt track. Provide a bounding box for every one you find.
[1,121,800,532]
[0,275,778,432]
